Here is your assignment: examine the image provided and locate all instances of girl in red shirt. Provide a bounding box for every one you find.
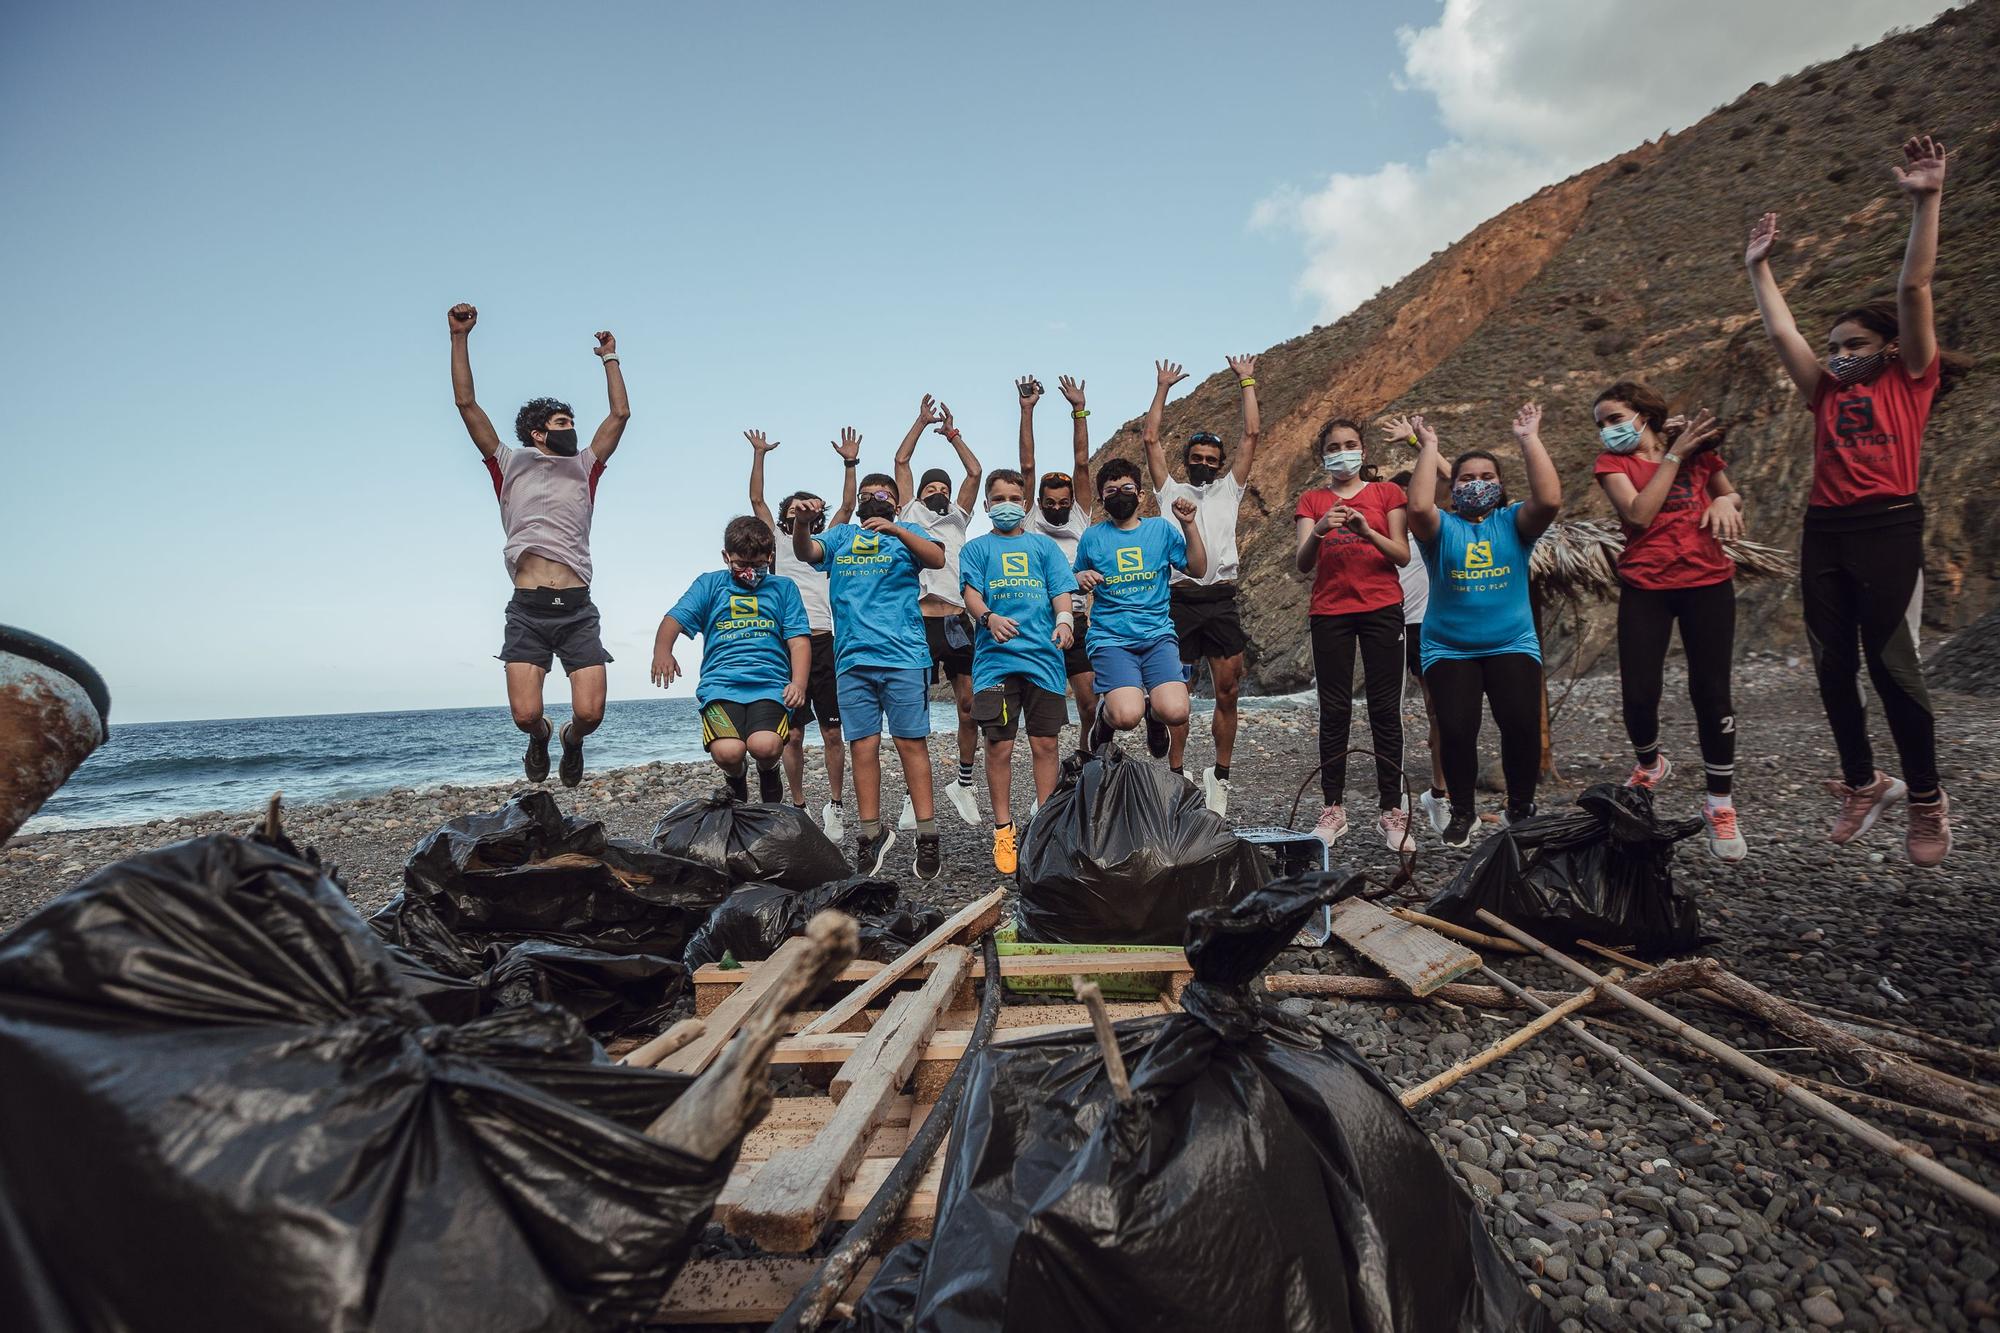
[1591,380,1744,862]
[1744,133,1967,868]
[1294,418,1413,852]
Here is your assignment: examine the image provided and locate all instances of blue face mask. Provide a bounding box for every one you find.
[1323,449,1364,478]
[1598,419,1642,455]
[1452,479,1503,517]
[987,501,1026,532]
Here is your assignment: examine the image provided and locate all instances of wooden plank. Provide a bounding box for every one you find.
[618,1017,706,1069]
[661,935,814,1076]
[798,890,1006,1036]
[739,1097,934,1160]
[716,1140,948,1228]
[725,947,973,1251]
[656,1258,880,1325]
[693,947,1190,1015]
[1329,897,1480,997]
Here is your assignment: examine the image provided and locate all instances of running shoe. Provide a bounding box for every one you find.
[1418,788,1450,837]
[1906,789,1952,868]
[1203,767,1231,817]
[914,833,942,882]
[523,720,552,783]
[758,765,784,803]
[558,723,585,788]
[1704,803,1747,862]
[1625,754,1671,789]
[899,795,918,831]
[1440,810,1476,849]
[855,828,897,876]
[822,801,845,842]
[1313,804,1348,846]
[1143,706,1169,759]
[1827,769,1905,845]
[1500,802,1536,829]
[945,780,981,826]
[1379,806,1416,853]
[992,823,1018,875]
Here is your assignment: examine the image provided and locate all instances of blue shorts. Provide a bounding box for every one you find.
[837,664,932,741]
[1089,638,1186,694]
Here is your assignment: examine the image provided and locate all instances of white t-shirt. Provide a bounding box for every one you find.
[900,500,970,606]
[1397,552,1429,625]
[773,527,833,633]
[1155,474,1243,586]
[1029,503,1088,563]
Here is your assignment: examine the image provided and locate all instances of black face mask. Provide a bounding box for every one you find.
[857,497,896,522]
[1040,502,1073,527]
[922,493,950,515]
[1186,462,1219,487]
[1103,492,1140,521]
[541,426,580,457]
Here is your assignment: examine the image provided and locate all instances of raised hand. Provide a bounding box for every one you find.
[650,649,681,690]
[1745,212,1780,266]
[745,429,779,454]
[1892,134,1947,197]
[987,614,1020,643]
[594,331,616,358]
[1156,359,1188,389]
[916,394,944,427]
[1227,353,1258,380]
[1058,375,1087,409]
[934,401,956,436]
[1511,402,1543,443]
[1017,375,1044,408]
[1699,493,1745,542]
[448,303,478,335]
[1381,413,1436,449]
[1074,569,1105,593]
[1672,408,1724,459]
[1172,496,1198,524]
[794,496,827,523]
[831,427,862,461]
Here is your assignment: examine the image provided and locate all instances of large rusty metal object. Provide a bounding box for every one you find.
[1,626,111,845]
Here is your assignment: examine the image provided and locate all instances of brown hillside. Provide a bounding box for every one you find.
[1095,5,2000,694]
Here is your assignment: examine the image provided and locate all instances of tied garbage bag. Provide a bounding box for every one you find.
[650,790,853,891]
[683,876,945,969]
[842,872,1549,1333]
[1424,783,1703,956]
[1015,741,1268,944]
[0,831,736,1333]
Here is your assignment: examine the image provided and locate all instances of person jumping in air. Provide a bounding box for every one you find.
[789,478,948,880]
[1591,384,1746,861]
[1294,418,1414,851]
[960,469,1079,873]
[1017,374,1099,757]
[650,518,810,804]
[448,302,628,788]
[1146,356,1260,814]
[1074,460,1208,751]
[1389,468,1450,837]
[1744,133,1964,867]
[748,426,857,838]
[893,395,984,828]
[1397,404,1561,848]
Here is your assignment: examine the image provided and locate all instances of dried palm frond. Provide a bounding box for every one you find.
[1528,518,1797,605]
[1719,536,1796,581]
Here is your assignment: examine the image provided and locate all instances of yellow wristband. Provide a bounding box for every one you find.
[1072,409,1090,419]
[1239,377,1256,387]
[1407,434,1419,446]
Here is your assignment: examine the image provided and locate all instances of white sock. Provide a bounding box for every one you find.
[1706,794,1733,812]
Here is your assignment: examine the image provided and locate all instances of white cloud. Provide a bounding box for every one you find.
[1256,0,1958,319]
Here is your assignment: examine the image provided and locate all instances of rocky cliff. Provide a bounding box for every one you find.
[1092,5,1999,694]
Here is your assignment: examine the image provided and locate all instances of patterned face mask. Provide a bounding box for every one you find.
[1451,478,1503,516]
[1828,350,1887,386]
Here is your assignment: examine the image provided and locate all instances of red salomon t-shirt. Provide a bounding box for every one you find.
[1807,355,1939,509]
[1296,481,1407,616]
[1594,452,1735,591]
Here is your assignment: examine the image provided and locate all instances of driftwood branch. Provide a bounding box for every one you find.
[1400,970,1621,1108]
[1072,977,1134,1106]
[1265,958,1711,1012]
[620,1018,707,1069]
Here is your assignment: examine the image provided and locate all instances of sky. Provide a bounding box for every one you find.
[1,0,1955,723]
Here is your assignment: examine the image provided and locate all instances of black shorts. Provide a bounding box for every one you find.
[1168,583,1247,664]
[498,587,613,675]
[1062,611,1093,680]
[972,676,1069,741]
[1405,621,1423,680]
[924,612,975,682]
[700,698,791,751]
[790,631,842,730]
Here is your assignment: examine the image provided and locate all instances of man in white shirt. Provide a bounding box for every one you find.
[1016,372,1098,754]
[1144,355,1260,817]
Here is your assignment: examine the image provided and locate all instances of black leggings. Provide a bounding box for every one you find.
[1424,653,1542,817]
[1617,579,1736,794]
[1800,514,1937,794]
[1310,607,1405,808]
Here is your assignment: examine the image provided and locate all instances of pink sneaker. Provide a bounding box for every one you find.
[1827,770,1905,845]
[1379,807,1416,853]
[1906,789,1952,868]
[1313,804,1348,846]
[1625,754,1671,790]
[1703,803,1746,862]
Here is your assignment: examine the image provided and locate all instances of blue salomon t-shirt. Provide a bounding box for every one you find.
[810,522,932,674]
[666,570,811,706]
[1418,503,1541,670]
[961,530,1079,696]
[1073,516,1188,650]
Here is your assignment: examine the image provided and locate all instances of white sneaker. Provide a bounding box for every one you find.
[1313,804,1348,846]
[1203,767,1230,817]
[945,780,981,826]
[821,801,844,842]
[1704,802,1746,862]
[1418,789,1450,837]
[898,796,917,831]
[1379,806,1416,853]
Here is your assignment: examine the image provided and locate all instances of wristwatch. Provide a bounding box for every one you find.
[978,611,992,629]
[842,458,859,467]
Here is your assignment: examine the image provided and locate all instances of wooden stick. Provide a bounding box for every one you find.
[1071,977,1133,1106]
[1479,965,1722,1130]
[1400,971,1620,1108]
[620,1018,707,1069]
[1265,958,1711,1012]
[798,888,1006,1036]
[1475,909,2000,1222]
[1390,908,1530,955]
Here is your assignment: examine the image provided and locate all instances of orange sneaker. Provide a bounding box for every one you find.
[1703,803,1746,862]
[992,823,1018,876]
[1625,754,1671,790]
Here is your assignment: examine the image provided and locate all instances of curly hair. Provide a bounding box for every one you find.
[1097,457,1143,492]
[777,490,821,530]
[513,397,575,447]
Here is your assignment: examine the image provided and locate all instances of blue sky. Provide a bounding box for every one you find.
[3,0,1947,722]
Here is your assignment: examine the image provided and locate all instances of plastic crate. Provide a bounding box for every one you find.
[1234,826,1335,946]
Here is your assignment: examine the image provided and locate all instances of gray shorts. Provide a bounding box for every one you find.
[498,587,613,675]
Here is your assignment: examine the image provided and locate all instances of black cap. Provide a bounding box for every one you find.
[919,468,952,494]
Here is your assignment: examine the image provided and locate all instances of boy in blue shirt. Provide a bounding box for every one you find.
[790,475,949,880]
[1073,457,1208,754]
[960,469,1079,873]
[651,516,811,804]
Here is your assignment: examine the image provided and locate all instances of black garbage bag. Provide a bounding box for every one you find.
[649,790,854,890]
[0,832,738,1333]
[842,872,1549,1333]
[1015,741,1269,944]
[682,876,946,969]
[1424,783,1703,956]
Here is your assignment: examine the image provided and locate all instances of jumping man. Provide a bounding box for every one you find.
[1017,373,1098,757]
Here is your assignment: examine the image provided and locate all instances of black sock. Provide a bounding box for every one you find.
[1088,716,1113,750]
[1910,787,1941,805]
[724,770,749,801]
[956,762,974,787]
[1213,764,1230,780]
[1635,746,1661,770]
[994,821,1011,831]
[1171,766,1184,777]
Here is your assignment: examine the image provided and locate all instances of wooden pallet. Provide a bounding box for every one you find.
[691,947,1193,1017]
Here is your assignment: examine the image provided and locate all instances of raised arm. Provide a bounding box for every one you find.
[1016,375,1042,479]
[936,402,983,513]
[448,303,503,459]
[745,429,778,527]
[791,497,829,566]
[1891,134,1946,375]
[893,395,942,505]
[1226,354,1261,484]
[1142,360,1187,490]
[1387,413,1442,543]
[1172,497,1209,580]
[1059,375,1093,510]
[1511,402,1562,541]
[1597,409,1724,527]
[587,331,629,461]
[832,427,861,524]
[1743,215,1826,398]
